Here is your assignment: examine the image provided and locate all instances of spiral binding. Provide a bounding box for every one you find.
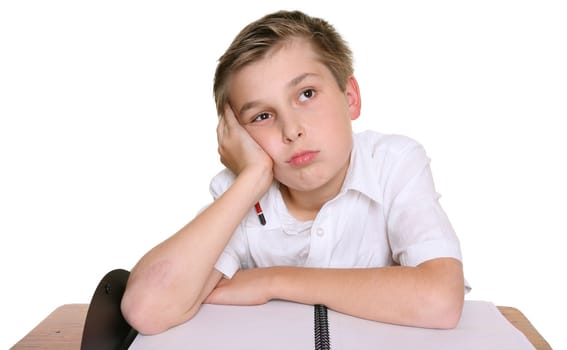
[314,304,331,350]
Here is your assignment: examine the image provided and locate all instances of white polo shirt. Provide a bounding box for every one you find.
[212,131,464,280]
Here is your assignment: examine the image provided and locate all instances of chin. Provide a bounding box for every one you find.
[279,176,331,193]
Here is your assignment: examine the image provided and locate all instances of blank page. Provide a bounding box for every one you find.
[130,301,314,350]
[329,300,535,350]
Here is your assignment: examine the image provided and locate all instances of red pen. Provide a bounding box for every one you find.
[254,202,266,225]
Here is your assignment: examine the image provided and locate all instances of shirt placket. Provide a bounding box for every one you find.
[304,206,335,267]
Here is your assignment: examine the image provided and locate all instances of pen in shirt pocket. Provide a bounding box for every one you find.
[254,202,266,225]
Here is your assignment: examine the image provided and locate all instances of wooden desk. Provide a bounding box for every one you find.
[11,304,552,350]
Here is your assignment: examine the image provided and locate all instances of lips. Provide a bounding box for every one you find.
[287,150,320,167]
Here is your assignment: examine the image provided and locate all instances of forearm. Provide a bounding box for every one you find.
[122,168,269,333]
[271,258,464,329]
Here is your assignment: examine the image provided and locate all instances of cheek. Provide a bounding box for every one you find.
[248,130,279,157]
[259,139,280,158]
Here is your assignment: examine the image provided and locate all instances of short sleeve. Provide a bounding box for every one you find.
[214,233,247,279]
[384,142,463,267]
[209,169,252,279]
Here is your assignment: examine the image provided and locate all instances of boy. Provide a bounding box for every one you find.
[121,10,466,335]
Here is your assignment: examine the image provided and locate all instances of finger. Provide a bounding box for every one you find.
[223,104,239,129]
[216,116,225,143]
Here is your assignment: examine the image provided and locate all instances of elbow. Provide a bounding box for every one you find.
[432,298,464,329]
[121,289,166,335]
[416,258,466,329]
[121,287,199,335]
[425,288,465,329]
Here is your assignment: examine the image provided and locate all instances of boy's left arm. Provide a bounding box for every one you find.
[205,257,464,329]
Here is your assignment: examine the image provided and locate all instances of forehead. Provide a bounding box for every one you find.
[228,38,332,105]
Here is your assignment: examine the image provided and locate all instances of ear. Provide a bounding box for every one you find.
[344,76,361,121]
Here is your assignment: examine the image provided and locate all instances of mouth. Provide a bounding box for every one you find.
[287,150,320,167]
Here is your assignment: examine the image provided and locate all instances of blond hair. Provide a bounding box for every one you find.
[213,10,353,117]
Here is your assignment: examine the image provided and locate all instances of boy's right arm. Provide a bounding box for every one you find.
[121,106,273,335]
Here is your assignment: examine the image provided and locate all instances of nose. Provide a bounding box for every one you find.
[282,115,304,143]
[283,124,303,143]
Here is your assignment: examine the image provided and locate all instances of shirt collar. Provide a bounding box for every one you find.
[340,133,384,204]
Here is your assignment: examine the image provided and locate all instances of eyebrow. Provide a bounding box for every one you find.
[238,72,319,117]
[288,72,316,89]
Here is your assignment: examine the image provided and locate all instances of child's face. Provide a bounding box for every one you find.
[228,38,361,193]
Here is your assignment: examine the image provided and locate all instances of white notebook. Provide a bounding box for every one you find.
[129,300,535,350]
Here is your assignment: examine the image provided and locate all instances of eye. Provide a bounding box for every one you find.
[252,112,272,122]
[299,88,316,102]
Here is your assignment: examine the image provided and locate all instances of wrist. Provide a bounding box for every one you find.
[266,266,287,300]
[237,165,273,199]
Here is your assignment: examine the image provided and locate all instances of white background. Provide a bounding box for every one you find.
[1,1,565,349]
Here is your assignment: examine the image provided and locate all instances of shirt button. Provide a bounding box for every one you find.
[316,228,325,237]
